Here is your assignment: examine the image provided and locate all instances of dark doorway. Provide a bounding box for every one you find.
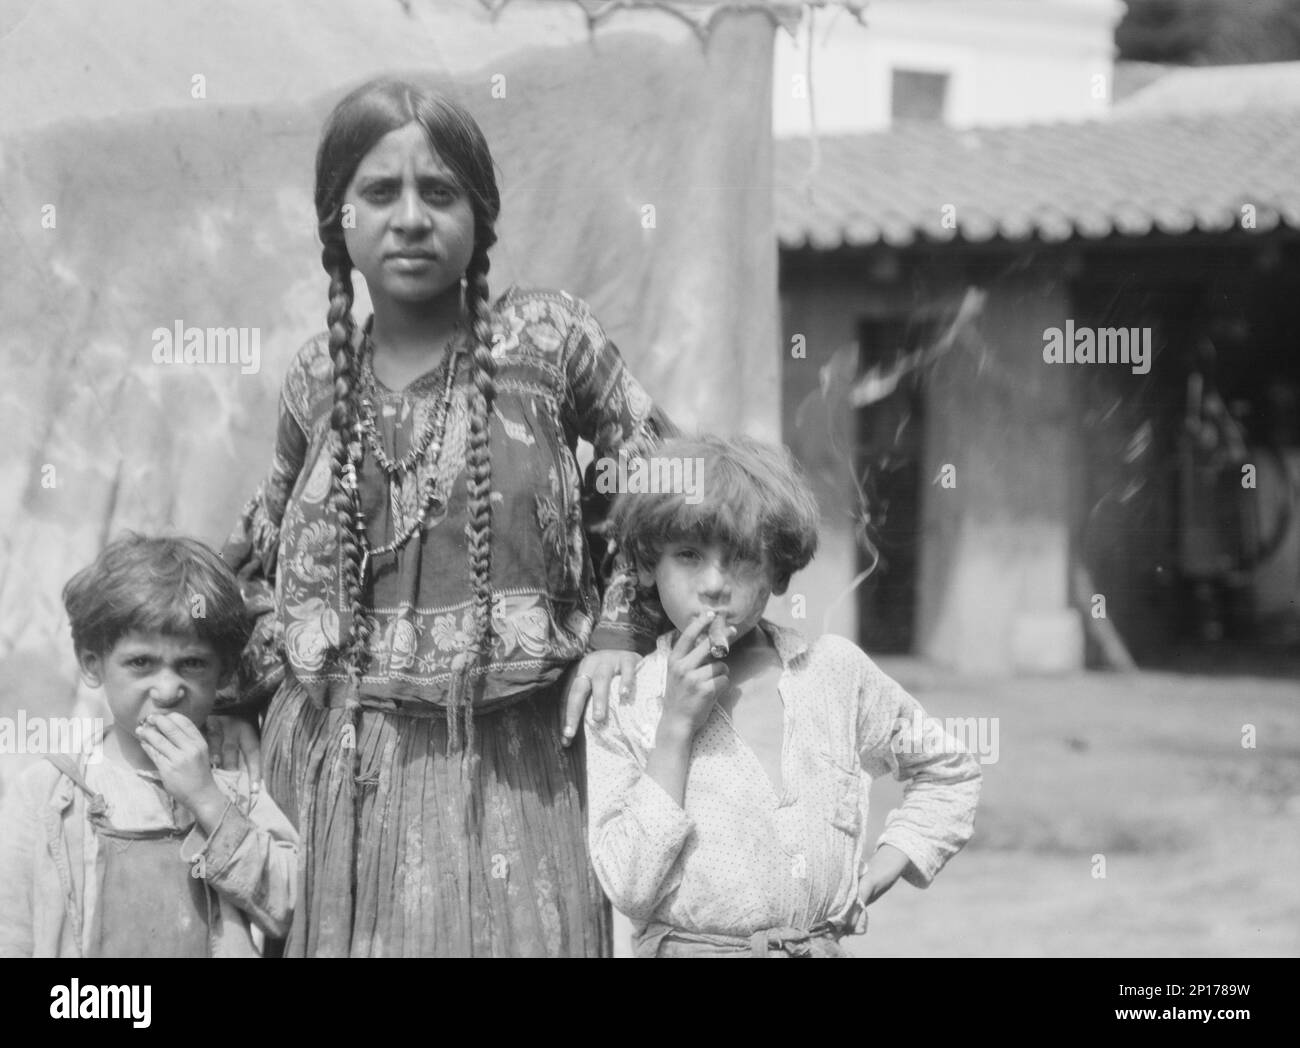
[855,317,927,653]
[1072,241,1300,670]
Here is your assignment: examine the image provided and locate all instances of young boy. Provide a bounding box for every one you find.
[586,435,982,957]
[0,534,297,957]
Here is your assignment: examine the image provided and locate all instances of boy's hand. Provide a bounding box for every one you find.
[840,844,912,935]
[136,712,227,830]
[660,610,730,738]
[204,714,263,789]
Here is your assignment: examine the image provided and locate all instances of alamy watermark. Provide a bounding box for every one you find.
[50,980,150,1028]
[593,451,704,505]
[891,711,999,765]
[0,711,104,763]
[151,320,261,374]
[1042,321,1151,375]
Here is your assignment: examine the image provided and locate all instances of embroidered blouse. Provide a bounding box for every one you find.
[221,287,669,712]
[584,622,982,943]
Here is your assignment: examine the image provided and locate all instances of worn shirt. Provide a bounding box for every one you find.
[0,753,298,958]
[221,287,669,712]
[585,622,982,944]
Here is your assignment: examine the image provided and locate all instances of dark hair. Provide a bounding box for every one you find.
[315,78,501,751]
[609,434,820,593]
[62,533,251,670]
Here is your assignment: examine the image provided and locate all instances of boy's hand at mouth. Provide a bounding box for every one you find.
[646,610,733,808]
[205,714,263,792]
[661,610,732,738]
[136,712,230,834]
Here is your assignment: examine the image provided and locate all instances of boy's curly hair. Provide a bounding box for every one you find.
[63,533,252,671]
[609,434,819,594]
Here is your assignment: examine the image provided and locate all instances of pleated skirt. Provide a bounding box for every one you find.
[263,676,611,957]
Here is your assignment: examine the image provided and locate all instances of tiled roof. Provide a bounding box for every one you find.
[1110,60,1175,104]
[1114,61,1300,118]
[774,108,1300,250]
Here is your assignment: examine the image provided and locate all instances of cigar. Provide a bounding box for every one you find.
[708,616,730,659]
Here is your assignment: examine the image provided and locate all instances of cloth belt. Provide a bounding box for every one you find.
[635,921,850,958]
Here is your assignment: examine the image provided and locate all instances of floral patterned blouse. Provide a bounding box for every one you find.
[221,287,669,712]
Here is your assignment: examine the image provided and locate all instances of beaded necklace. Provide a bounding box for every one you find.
[345,332,463,583]
[357,328,459,475]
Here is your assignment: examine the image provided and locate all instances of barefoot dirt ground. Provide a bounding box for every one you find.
[612,659,1300,957]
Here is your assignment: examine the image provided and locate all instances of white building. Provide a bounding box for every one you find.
[773,0,1127,136]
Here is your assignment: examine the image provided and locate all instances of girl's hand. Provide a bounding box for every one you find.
[659,611,730,740]
[563,649,641,746]
[839,844,912,935]
[136,713,228,831]
[204,713,263,790]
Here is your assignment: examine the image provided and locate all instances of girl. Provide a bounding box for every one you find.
[218,78,669,956]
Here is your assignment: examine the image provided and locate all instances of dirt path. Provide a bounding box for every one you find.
[612,659,1300,957]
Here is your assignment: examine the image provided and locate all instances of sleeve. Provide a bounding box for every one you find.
[217,342,314,715]
[856,659,982,888]
[0,771,41,957]
[180,780,299,940]
[584,668,694,922]
[560,299,676,655]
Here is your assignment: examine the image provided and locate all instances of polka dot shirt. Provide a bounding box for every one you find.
[585,621,982,939]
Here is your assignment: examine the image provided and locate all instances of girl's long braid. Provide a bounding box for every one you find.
[323,237,367,784]
[310,78,504,932]
[449,243,497,762]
